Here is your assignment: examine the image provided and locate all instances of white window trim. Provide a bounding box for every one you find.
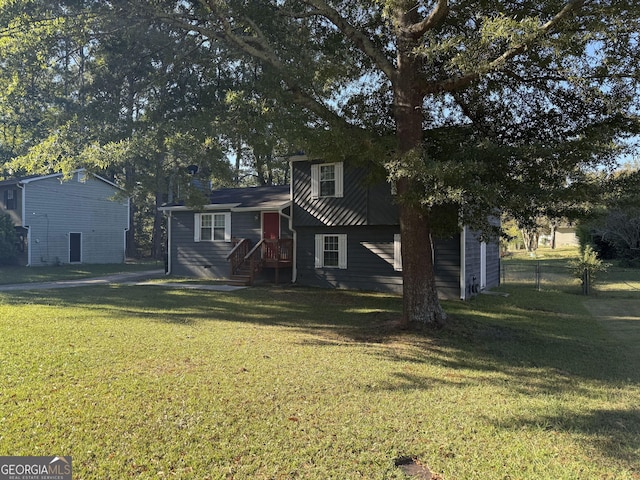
[314,234,347,269]
[311,162,344,199]
[194,212,231,242]
[394,234,402,271]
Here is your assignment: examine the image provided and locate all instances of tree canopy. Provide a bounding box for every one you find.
[135,0,640,326]
[1,0,639,327]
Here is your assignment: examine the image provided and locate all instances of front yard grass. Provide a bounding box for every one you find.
[1,282,639,479]
[0,261,162,285]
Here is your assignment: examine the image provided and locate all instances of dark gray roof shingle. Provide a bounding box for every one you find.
[208,185,290,209]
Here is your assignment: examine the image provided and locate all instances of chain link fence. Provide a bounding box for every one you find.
[500,259,640,295]
[501,259,575,291]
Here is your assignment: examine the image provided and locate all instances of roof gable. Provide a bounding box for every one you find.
[0,169,123,190]
[0,175,40,187]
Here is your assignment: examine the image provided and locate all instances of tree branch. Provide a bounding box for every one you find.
[172,1,362,132]
[422,0,585,94]
[406,0,449,38]
[301,0,397,82]
[451,91,495,137]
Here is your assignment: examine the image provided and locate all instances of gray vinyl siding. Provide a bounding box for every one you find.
[24,173,128,266]
[434,237,462,299]
[234,211,261,242]
[462,231,481,296]
[485,240,501,288]
[292,160,460,298]
[169,210,293,279]
[170,210,235,279]
[463,229,501,297]
[295,226,461,299]
[292,161,397,227]
[367,181,399,225]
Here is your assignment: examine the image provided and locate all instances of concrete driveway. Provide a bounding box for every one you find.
[0,270,246,292]
[0,270,166,292]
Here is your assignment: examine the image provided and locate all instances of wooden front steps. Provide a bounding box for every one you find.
[228,263,253,286]
[226,237,294,286]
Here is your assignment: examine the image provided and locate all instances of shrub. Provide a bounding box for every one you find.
[569,245,608,290]
[0,213,18,265]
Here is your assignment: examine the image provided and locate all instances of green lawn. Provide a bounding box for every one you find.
[0,277,639,478]
[505,245,581,260]
[0,261,162,285]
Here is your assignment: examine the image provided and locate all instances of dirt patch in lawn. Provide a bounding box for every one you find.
[394,457,443,479]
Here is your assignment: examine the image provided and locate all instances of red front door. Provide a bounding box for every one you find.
[263,212,280,240]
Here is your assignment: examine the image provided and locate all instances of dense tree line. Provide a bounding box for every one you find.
[0,1,293,258]
[578,167,640,265]
[1,1,639,327]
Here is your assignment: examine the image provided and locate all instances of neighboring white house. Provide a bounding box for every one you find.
[554,224,580,247]
[539,223,580,248]
[0,170,130,266]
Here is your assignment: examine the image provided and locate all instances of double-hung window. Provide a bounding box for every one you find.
[194,212,231,242]
[319,164,336,197]
[311,162,343,199]
[315,234,347,269]
[4,189,17,210]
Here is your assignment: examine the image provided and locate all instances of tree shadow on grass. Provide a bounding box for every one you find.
[493,407,640,465]
[2,283,636,386]
[2,283,639,469]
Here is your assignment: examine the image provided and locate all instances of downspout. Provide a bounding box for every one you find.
[17,182,31,266]
[166,211,172,275]
[279,201,296,283]
[459,226,467,300]
[124,196,131,263]
[289,169,297,283]
[284,166,297,283]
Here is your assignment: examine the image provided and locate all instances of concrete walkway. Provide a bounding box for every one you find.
[0,270,166,292]
[132,281,246,291]
[0,270,247,293]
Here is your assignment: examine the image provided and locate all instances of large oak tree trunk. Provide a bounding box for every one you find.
[394,6,447,328]
[399,200,446,328]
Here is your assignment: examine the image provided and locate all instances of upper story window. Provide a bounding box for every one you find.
[311,162,343,199]
[3,189,17,210]
[194,212,231,242]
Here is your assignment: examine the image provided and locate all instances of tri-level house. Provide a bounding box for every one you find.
[0,170,130,266]
[161,156,500,299]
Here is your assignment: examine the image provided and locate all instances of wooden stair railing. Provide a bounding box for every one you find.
[226,238,251,277]
[243,240,265,285]
[262,238,293,284]
[227,238,294,286]
[262,238,293,264]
